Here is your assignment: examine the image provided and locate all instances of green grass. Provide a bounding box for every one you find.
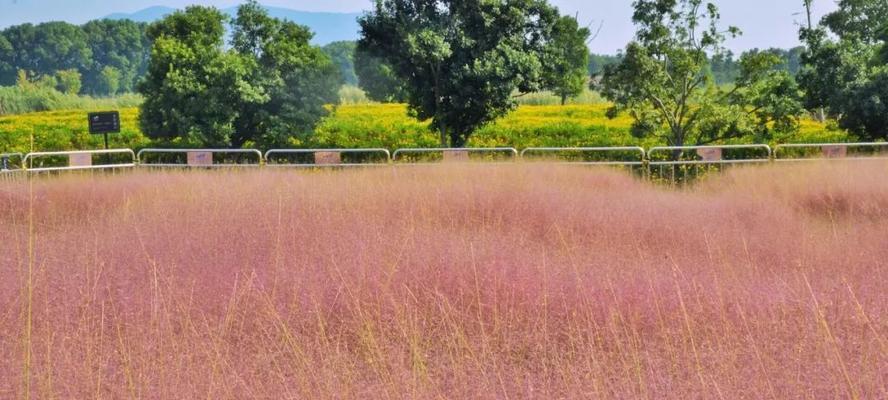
[0,85,142,116]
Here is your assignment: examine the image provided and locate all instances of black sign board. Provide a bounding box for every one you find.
[88,111,121,134]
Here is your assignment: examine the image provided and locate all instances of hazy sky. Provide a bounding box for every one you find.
[0,0,838,54]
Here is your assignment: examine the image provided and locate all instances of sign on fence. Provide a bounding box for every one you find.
[822,145,848,158]
[187,151,213,166]
[69,153,92,167]
[697,148,723,162]
[315,151,342,165]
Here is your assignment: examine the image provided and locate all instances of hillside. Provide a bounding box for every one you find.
[105,5,361,45]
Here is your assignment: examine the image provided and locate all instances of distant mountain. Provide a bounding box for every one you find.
[104,6,177,23]
[104,5,362,45]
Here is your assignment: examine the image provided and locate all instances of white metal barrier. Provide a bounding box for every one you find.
[647,145,773,183]
[137,149,264,168]
[265,148,391,167]
[5,142,887,180]
[393,147,519,163]
[647,144,773,165]
[22,149,137,172]
[520,147,647,166]
[774,142,888,161]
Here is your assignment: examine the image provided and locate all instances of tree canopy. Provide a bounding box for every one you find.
[600,0,803,152]
[799,0,888,141]
[138,1,341,148]
[358,0,574,147]
[542,16,591,105]
[0,20,149,95]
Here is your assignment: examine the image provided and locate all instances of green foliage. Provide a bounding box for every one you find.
[0,22,92,86]
[515,88,605,106]
[354,46,406,103]
[707,48,804,85]
[358,0,563,147]
[322,41,358,85]
[601,0,803,152]
[0,84,141,116]
[139,1,341,148]
[81,19,151,95]
[338,85,372,105]
[55,69,82,95]
[542,16,591,105]
[98,66,122,96]
[588,54,621,77]
[0,19,150,95]
[799,0,888,141]
[821,0,888,43]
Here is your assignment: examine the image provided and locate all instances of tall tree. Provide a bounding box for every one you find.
[139,1,340,148]
[82,19,151,94]
[798,0,888,140]
[600,0,803,154]
[543,16,591,105]
[0,22,91,86]
[358,0,561,147]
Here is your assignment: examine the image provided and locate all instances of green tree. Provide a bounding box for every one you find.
[322,41,358,85]
[81,19,151,94]
[588,53,621,77]
[0,22,92,85]
[358,0,561,147]
[354,46,406,103]
[55,68,82,94]
[543,16,591,105]
[600,0,802,154]
[798,0,888,140]
[98,66,121,96]
[139,1,340,148]
[229,0,342,148]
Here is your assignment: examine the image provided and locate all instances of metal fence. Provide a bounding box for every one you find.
[137,149,264,168]
[265,148,391,168]
[647,145,773,183]
[2,143,886,182]
[393,147,519,164]
[23,149,137,173]
[521,146,647,177]
[774,142,888,161]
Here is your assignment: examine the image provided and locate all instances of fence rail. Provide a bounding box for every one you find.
[137,149,264,168]
[521,147,646,166]
[774,142,888,161]
[23,149,136,172]
[647,145,773,165]
[393,147,519,163]
[265,148,391,167]
[1,143,885,181]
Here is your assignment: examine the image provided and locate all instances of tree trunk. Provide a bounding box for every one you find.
[439,123,448,148]
[560,93,567,106]
[450,131,465,148]
[670,126,685,161]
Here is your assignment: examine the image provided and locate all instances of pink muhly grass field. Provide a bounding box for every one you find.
[0,163,885,399]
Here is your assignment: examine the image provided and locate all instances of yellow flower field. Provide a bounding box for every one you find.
[0,104,849,154]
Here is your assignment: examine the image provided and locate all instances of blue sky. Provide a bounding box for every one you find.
[0,0,838,54]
